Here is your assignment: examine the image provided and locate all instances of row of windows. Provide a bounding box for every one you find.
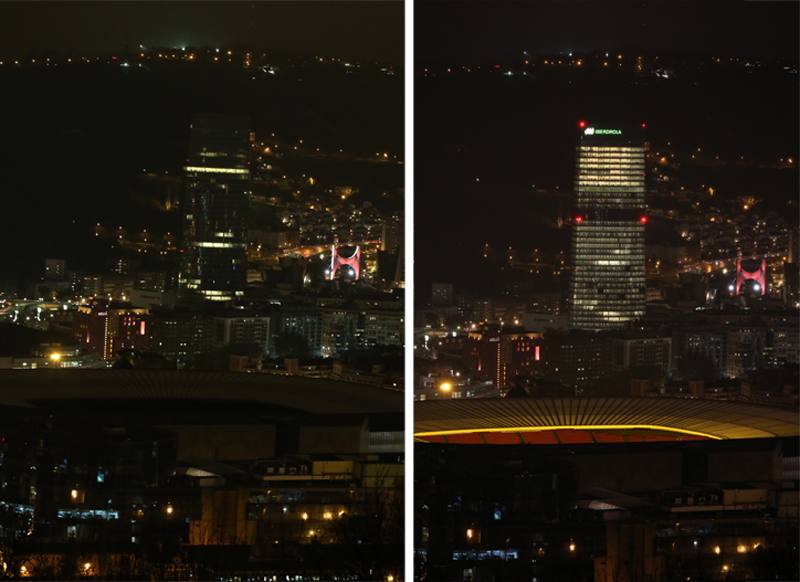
[578,159,645,166]
[577,169,645,176]
[571,293,646,302]
[570,281,646,289]
[572,247,644,252]
[575,196,644,203]
[571,305,644,312]
[577,160,645,166]
[576,186,645,193]
[573,266,643,273]
[572,254,644,260]
[578,158,645,165]
[577,176,644,183]
[571,296,645,303]
[578,146,645,153]
[572,276,645,283]
[573,236,643,242]
[570,270,646,277]
[578,156,644,162]
[575,202,645,211]
[578,174,644,181]
[572,226,645,232]
[572,242,644,249]
[576,179,645,187]
[570,287,644,306]
[578,153,645,159]
[575,200,646,208]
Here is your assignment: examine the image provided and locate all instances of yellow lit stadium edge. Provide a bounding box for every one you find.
[414,397,798,445]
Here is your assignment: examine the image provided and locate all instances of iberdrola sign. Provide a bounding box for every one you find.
[584,127,622,135]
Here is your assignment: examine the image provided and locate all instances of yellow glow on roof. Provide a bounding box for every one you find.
[414,424,723,441]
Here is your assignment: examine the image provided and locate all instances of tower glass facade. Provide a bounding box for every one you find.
[568,123,646,330]
[179,115,251,302]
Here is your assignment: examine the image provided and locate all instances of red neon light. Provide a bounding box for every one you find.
[329,245,361,280]
[735,257,766,296]
[578,120,586,129]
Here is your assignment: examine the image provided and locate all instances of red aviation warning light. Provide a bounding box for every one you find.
[641,121,647,129]
[578,120,587,129]
[639,215,648,224]
[574,215,584,224]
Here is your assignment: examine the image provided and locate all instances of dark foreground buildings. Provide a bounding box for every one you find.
[0,370,403,580]
[415,397,799,582]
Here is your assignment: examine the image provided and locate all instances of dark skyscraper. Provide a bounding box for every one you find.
[179,115,251,302]
[568,122,646,330]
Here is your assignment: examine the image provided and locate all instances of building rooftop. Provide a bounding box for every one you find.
[0,369,402,416]
[415,397,798,445]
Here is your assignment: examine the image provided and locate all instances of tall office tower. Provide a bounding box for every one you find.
[179,115,251,302]
[568,121,647,330]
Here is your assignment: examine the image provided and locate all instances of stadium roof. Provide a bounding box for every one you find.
[415,397,798,445]
[0,370,402,416]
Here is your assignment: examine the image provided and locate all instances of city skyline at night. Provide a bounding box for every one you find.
[0,2,405,580]
[414,0,798,580]
[0,2,404,63]
[0,0,798,580]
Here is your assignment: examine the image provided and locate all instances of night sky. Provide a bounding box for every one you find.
[0,1,403,63]
[0,1,404,285]
[417,0,799,63]
[414,0,799,297]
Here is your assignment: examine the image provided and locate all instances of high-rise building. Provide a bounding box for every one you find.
[431,282,454,306]
[73,301,153,362]
[179,115,251,302]
[381,212,403,253]
[44,258,66,281]
[568,122,647,330]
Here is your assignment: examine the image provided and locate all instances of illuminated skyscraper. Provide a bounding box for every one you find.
[568,122,646,330]
[179,115,251,302]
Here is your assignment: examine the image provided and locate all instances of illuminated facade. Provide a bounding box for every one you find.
[568,122,646,330]
[179,115,251,302]
[73,301,153,362]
